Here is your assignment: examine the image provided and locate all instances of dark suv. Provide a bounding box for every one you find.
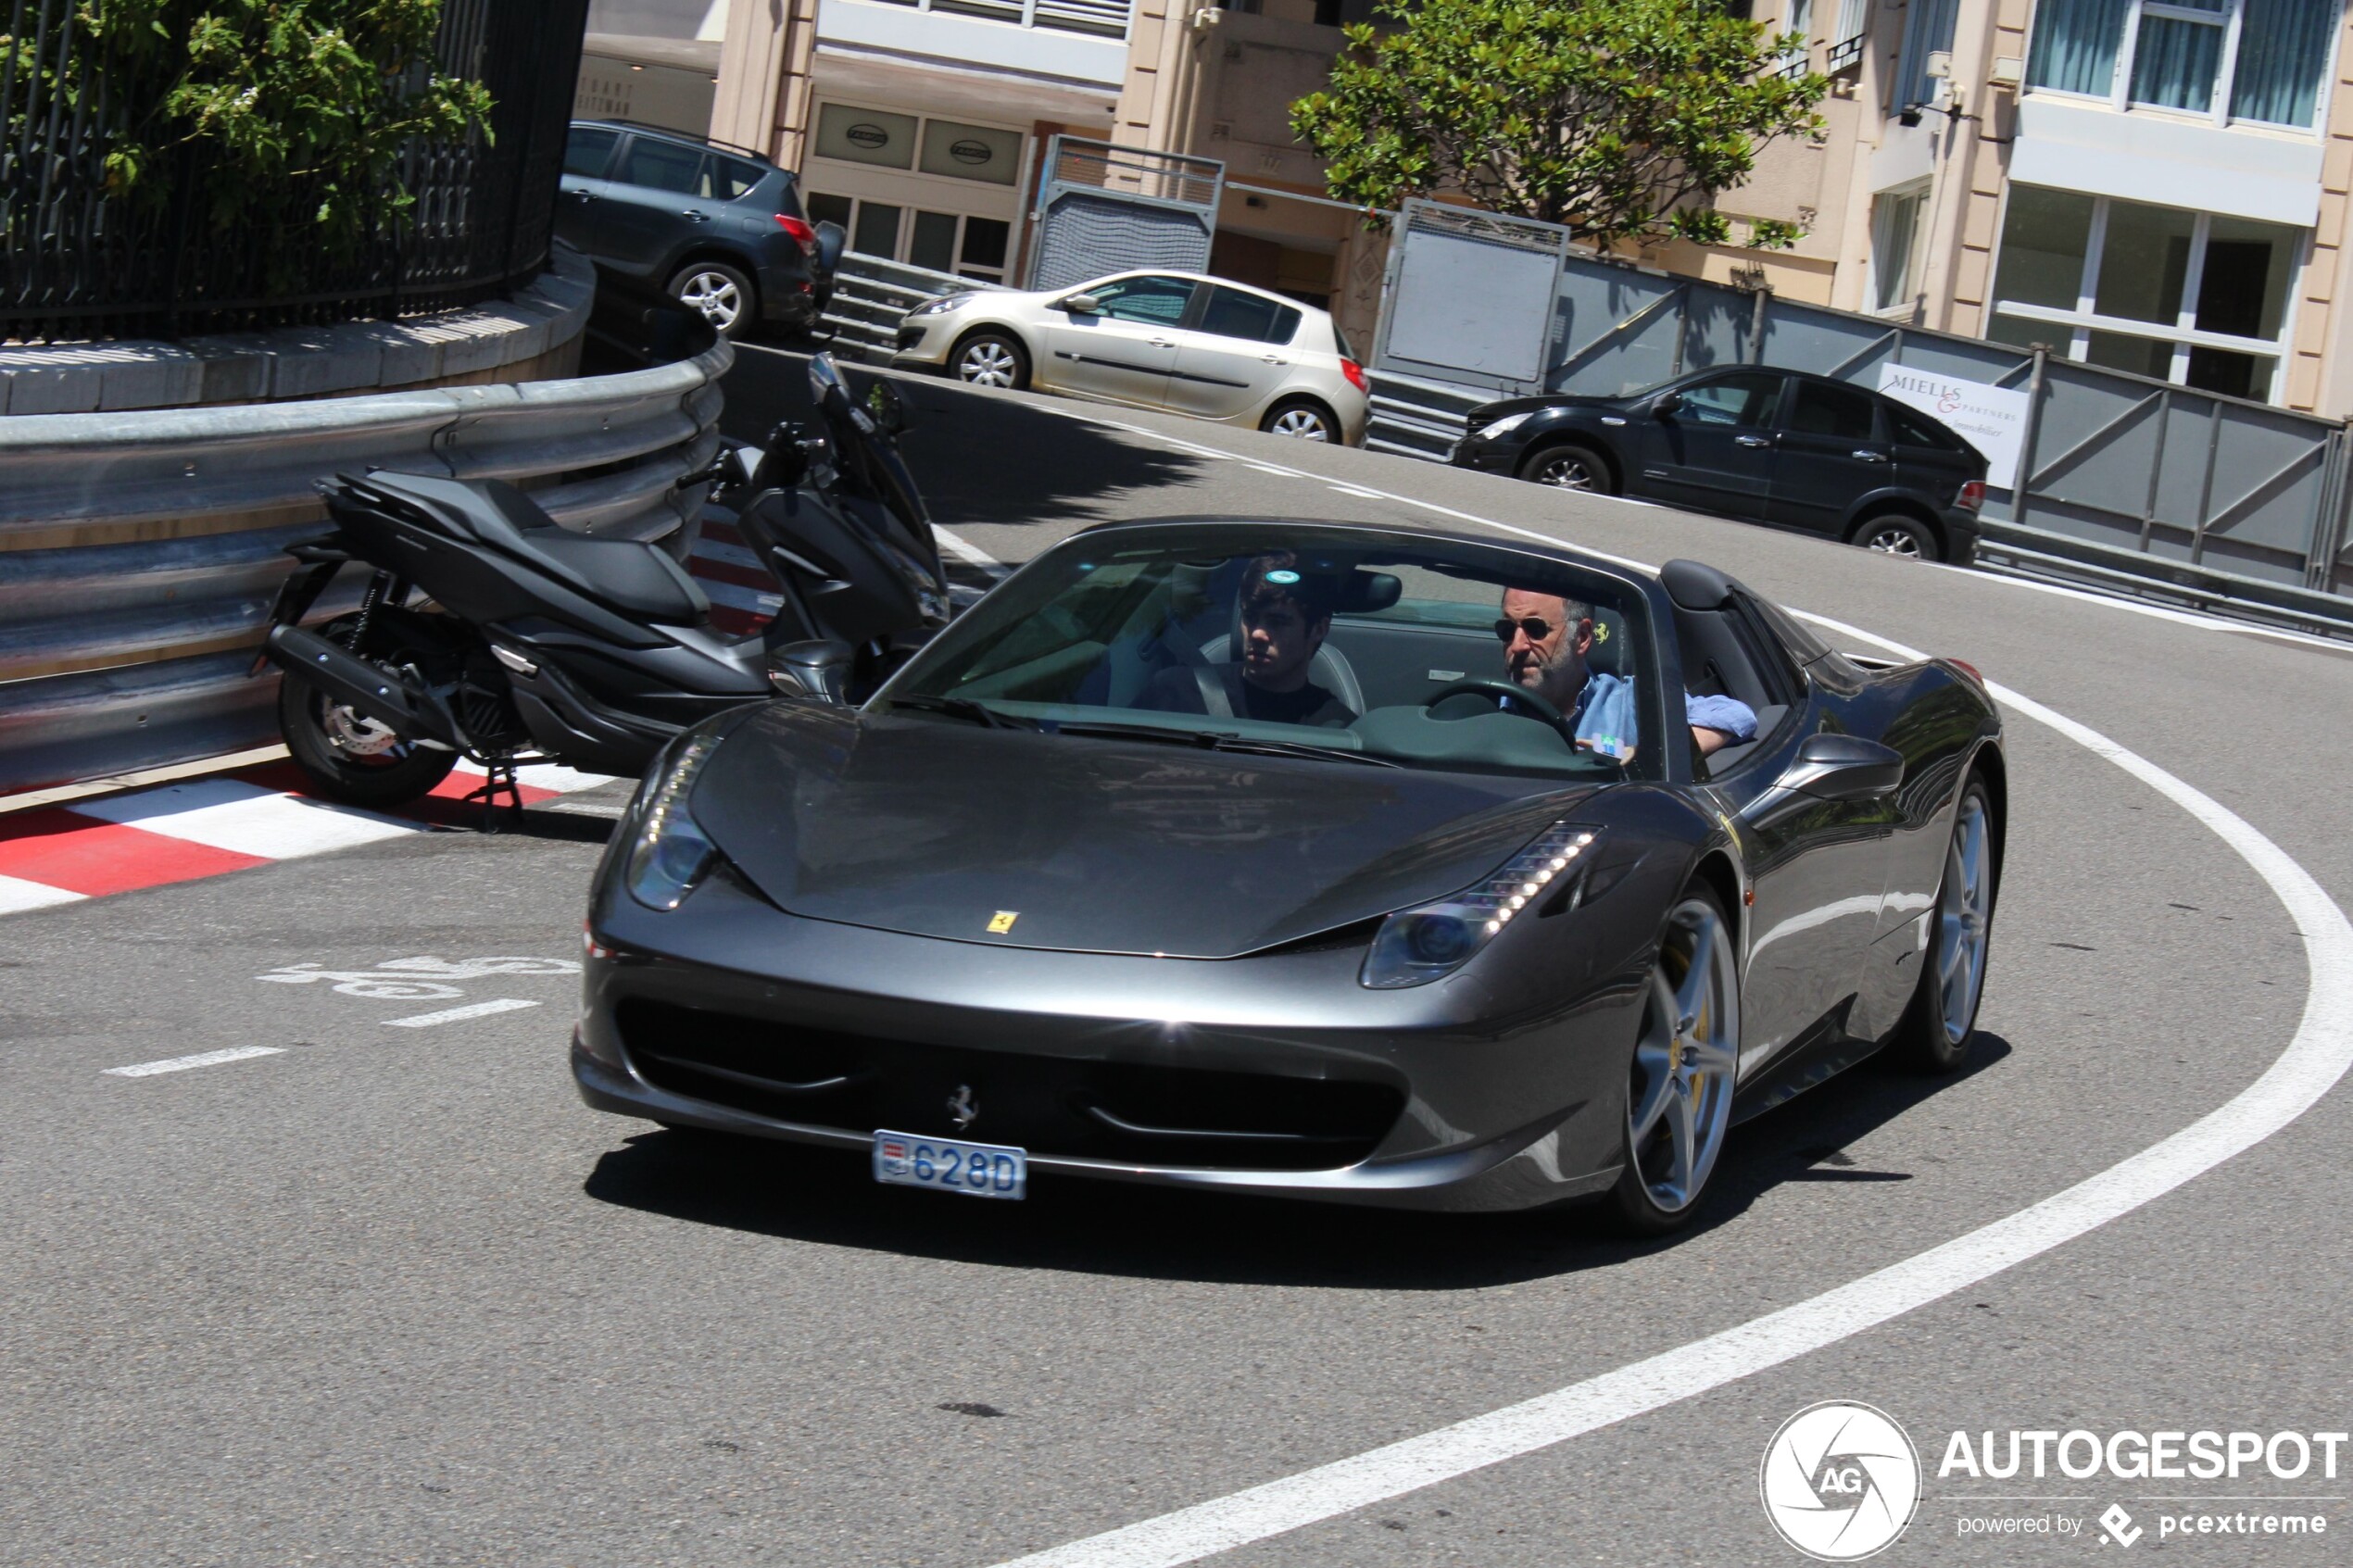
[557,119,835,337]
[1449,368,1989,563]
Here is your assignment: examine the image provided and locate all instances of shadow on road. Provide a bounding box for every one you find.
[721,345,1207,540]
[581,1033,2013,1291]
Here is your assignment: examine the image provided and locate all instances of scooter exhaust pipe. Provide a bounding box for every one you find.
[263,625,462,748]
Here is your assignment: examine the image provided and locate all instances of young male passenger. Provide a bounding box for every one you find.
[1497,588,1757,759]
[1140,554,1353,726]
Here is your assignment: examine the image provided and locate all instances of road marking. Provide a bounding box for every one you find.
[105,1046,285,1078]
[1327,483,1384,499]
[382,997,541,1029]
[71,778,419,858]
[977,433,2353,1568]
[0,873,86,913]
[935,525,1013,579]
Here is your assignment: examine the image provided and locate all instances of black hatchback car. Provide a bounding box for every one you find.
[558,119,836,337]
[1450,368,1989,563]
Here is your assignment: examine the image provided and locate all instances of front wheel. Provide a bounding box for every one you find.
[1887,774,1999,1073]
[1518,442,1617,495]
[668,261,755,337]
[951,331,1030,390]
[1261,397,1338,442]
[1606,885,1741,1235]
[277,616,458,809]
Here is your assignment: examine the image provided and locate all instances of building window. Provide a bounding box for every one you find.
[869,0,1132,40]
[1986,184,2300,401]
[807,191,1013,284]
[1869,183,1930,313]
[1896,0,1963,110]
[2023,0,2334,128]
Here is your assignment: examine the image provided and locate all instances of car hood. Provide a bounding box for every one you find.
[691,704,1601,960]
[1467,395,1618,425]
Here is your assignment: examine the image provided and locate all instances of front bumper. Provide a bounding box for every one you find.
[1447,432,1524,474]
[571,867,1634,1211]
[890,312,960,369]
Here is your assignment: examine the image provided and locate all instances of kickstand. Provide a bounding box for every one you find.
[462,757,526,833]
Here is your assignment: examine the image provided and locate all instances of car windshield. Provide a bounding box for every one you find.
[875,530,1662,781]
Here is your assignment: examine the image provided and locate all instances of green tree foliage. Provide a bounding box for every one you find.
[1290,0,1827,249]
[42,0,492,247]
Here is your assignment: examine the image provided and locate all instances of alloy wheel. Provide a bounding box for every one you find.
[1626,897,1740,1214]
[677,271,743,332]
[959,342,1019,388]
[1932,791,1994,1045]
[1864,523,1925,558]
[1270,407,1331,441]
[1533,452,1596,490]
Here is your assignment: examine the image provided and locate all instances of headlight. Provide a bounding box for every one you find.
[906,293,971,319]
[624,734,721,911]
[1473,411,1533,442]
[1360,822,1599,988]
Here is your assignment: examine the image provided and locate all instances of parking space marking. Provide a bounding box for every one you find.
[104,1046,285,1078]
[972,431,2353,1568]
[71,778,420,859]
[382,997,540,1028]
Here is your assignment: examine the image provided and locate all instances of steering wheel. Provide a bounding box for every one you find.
[1427,676,1580,748]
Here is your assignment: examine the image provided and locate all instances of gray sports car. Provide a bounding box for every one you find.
[572,519,2004,1232]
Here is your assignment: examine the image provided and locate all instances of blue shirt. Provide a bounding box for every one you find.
[1514,671,1757,759]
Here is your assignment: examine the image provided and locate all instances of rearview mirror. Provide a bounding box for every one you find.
[1061,292,1102,315]
[768,638,854,703]
[1653,392,1683,418]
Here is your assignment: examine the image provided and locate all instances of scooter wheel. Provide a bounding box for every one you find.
[277,620,459,809]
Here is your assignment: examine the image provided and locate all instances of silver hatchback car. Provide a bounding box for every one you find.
[891,270,1370,445]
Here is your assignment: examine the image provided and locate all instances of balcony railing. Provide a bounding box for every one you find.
[877,0,1132,39]
[1827,33,1867,75]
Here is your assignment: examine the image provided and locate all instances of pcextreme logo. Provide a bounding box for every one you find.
[1760,1401,1923,1561]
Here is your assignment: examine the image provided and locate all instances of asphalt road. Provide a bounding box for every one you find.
[5,348,2350,1568]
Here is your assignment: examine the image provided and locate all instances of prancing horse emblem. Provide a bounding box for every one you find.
[949,1085,978,1131]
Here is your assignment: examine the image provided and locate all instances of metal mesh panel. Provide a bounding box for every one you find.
[1025,137,1222,292]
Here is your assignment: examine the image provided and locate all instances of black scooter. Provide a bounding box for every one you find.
[258,354,949,814]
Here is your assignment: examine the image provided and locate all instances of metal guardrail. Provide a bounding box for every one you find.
[0,331,733,795]
[1975,521,2353,638]
[820,254,1004,364]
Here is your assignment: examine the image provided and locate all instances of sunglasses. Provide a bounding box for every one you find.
[1494,615,1581,643]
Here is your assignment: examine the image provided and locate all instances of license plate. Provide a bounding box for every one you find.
[872,1130,1026,1200]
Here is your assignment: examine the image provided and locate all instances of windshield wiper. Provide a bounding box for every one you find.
[886,694,1036,730]
[1051,721,1402,768]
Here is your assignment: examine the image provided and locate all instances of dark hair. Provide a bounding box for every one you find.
[1239,552,1338,622]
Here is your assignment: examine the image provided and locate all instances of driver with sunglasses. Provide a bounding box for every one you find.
[1496,589,1757,759]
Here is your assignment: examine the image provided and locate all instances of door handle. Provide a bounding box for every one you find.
[1149,337,1177,348]
[1262,353,1289,364]
[1733,434,1772,448]
[565,190,596,202]
[1851,449,1888,461]
[682,210,711,223]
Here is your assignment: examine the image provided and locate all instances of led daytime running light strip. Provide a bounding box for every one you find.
[1469,825,1596,934]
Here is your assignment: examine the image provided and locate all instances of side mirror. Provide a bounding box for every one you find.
[1780,733,1904,802]
[1653,392,1683,419]
[1060,292,1103,315]
[865,377,910,435]
[768,638,854,703]
[813,220,846,272]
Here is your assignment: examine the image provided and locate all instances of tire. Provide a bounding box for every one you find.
[1849,510,1944,562]
[1261,396,1338,442]
[1605,884,1741,1235]
[277,615,459,809]
[1887,773,1999,1073]
[1517,441,1618,495]
[950,330,1030,390]
[667,261,756,337]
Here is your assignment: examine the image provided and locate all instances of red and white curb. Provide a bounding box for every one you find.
[0,758,614,916]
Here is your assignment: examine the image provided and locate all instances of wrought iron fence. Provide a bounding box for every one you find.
[1,0,588,345]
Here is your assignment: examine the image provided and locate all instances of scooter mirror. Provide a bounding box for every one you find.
[769,638,854,703]
[865,379,910,435]
[807,353,844,403]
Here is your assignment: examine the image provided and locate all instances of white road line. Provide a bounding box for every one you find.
[382,997,541,1029]
[1326,484,1384,499]
[449,759,618,793]
[71,778,419,858]
[980,439,2353,1568]
[935,525,1013,579]
[0,874,86,914]
[105,1046,285,1078]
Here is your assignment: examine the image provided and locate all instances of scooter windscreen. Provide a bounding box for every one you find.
[806,355,949,625]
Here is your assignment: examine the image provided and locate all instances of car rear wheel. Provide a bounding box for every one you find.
[952,331,1030,390]
[668,262,754,336]
[1851,511,1943,562]
[1888,774,1999,1073]
[1518,442,1617,495]
[1606,885,1741,1235]
[1262,397,1337,441]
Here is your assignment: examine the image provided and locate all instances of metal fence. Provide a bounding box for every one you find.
[1367,200,2353,631]
[0,333,731,795]
[1,0,589,344]
[1026,138,1223,293]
